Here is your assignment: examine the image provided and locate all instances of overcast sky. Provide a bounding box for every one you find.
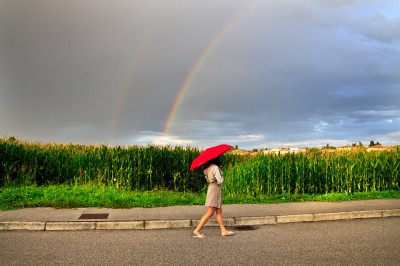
[1,0,399,149]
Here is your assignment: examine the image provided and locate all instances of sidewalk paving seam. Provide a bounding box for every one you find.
[0,209,399,231]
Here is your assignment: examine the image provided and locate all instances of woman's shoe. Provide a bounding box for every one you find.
[222,231,234,236]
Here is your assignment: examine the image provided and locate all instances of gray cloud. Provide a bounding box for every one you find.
[1,0,399,149]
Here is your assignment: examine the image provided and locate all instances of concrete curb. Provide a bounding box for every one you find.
[0,221,46,231]
[1,209,399,231]
[96,221,144,230]
[236,216,276,225]
[145,220,191,229]
[276,214,314,223]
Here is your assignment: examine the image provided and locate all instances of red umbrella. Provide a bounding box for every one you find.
[190,144,233,171]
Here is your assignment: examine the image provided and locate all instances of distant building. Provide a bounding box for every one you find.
[263,148,306,155]
[366,145,394,152]
[336,145,354,151]
[229,149,249,155]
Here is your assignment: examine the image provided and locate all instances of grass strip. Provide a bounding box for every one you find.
[0,185,205,210]
[0,185,399,211]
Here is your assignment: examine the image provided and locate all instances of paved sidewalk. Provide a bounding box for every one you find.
[0,199,399,231]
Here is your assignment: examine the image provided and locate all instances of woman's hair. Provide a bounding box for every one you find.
[205,157,221,168]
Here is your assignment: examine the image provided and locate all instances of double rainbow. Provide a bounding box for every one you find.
[112,1,257,141]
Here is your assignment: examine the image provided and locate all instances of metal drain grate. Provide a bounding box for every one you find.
[234,225,258,231]
[78,213,109,219]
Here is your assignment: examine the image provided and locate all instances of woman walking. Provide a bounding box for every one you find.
[193,157,234,238]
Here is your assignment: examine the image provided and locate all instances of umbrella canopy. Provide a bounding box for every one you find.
[190,144,233,171]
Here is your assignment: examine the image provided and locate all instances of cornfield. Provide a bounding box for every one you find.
[223,149,399,197]
[0,138,203,191]
[1,138,399,196]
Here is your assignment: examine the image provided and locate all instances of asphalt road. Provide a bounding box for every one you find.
[1,218,399,265]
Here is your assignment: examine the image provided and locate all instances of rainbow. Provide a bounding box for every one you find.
[111,2,257,141]
[111,10,171,140]
[163,0,257,135]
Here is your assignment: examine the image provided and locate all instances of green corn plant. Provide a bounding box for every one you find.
[1,138,399,196]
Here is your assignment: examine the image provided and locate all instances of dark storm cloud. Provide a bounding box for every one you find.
[1,0,399,148]
[170,0,400,148]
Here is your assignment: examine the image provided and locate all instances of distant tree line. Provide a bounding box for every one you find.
[352,140,381,147]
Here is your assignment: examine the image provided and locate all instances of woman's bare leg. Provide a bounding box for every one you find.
[193,207,216,236]
[216,208,228,235]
